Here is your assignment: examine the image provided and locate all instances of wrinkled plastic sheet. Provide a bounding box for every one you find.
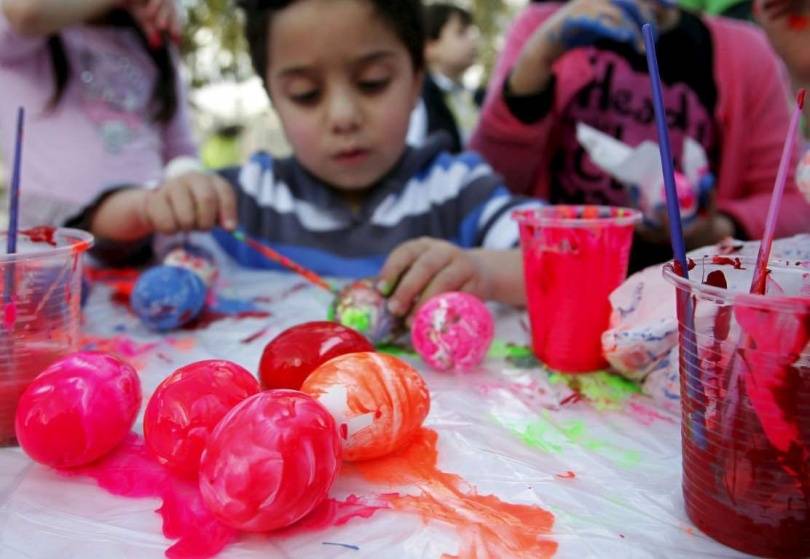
[0,264,752,558]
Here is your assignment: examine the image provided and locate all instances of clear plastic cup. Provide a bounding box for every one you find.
[0,228,93,446]
[513,206,641,373]
[663,256,810,558]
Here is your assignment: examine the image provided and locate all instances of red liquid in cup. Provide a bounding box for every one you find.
[667,258,810,558]
[514,206,640,373]
[0,228,92,446]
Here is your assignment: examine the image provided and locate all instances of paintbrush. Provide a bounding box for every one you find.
[231,230,336,293]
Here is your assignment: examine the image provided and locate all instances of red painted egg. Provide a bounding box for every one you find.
[143,360,260,477]
[259,321,373,390]
[199,390,341,531]
[15,352,141,468]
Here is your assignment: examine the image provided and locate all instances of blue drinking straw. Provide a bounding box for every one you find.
[643,24,706,448]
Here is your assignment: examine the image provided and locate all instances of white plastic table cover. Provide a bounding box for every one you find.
[0,266,753,559]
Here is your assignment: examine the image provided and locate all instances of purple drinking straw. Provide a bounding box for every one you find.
[6,107,24,255]
[750,89,805,295]
[642,25,687,273]
[643,24,706,447]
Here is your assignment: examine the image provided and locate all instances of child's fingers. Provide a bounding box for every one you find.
[166,181,197,231]
[411,261,474,315]
[188,179,219,231]
[388,246,453,316]
[145,192,179,234]
[211,176,237,230]
[378,238,429,296]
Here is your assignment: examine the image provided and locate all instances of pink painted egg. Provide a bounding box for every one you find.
[15,352,142,468]
[411,292,494,371]
[301,352,430,461]
[199,390,340,532]
[143,360,260,478]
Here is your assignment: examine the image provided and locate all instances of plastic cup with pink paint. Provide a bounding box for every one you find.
[0,227,93,446]
[663,255,810,557]
[513,205,641,373]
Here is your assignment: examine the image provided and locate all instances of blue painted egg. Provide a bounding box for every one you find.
[131,265,207,331]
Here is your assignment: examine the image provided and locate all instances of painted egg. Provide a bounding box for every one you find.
[199,390,340,532]
[131,265,207,331]
[15,352,141,469]
[143,360,260,477]
[411,292,494,371]
[163,245,218,287]
[259,321,374,390]
[329,278,402,345]
[301,352,430,461]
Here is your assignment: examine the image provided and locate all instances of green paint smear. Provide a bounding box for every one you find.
[376,344,417,357]
[340,307,371,333]
[549,371,640,411]
[487,341,539,369]
[514,411,641,469]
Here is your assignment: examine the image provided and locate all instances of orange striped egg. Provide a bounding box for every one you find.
[301,352,430,461]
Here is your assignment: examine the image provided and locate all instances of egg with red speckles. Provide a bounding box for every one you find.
[15,352,142,469]
[199,390,341,532]
[131,265,207,331]
[329,278,402,344]
[143,360,260,478]
[301,352,430,461]
[163,245,218,287]
[411,292,494,371]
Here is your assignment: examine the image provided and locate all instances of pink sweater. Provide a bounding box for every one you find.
[470,5,810,239]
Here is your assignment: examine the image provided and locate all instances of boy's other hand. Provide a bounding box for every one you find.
[141,172,237,235]
[379,238,491,321]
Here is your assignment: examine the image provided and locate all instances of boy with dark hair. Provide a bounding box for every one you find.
[79,0,540,318]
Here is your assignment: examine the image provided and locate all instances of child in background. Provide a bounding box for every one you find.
[77,0,540,319]
[470,0,810,270]
[407,3,482,153]
[0,0,197,228]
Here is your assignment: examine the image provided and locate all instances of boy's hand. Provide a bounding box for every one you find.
[379,238,491,320]
[141,172,237,234]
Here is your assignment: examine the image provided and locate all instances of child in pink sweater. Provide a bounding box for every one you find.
[470,0,810,268]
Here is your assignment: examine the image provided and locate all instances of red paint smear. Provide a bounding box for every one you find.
[63,435,236,559]
[711,256,743,270]
[239,325,271,344]
[61,435,388,558]
[555,471,576,480]
[354,428,557,558]
[21,226,57,246]
[183,309,271,330]
[280,494,389,537]
[3,301,16,329]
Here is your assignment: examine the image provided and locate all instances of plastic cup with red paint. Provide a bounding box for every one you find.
[513,205,641,373]
[0,227,93,446]
[664,256,810,558]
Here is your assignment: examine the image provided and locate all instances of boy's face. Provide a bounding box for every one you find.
[426,13,479,76]
[266,0,422,193]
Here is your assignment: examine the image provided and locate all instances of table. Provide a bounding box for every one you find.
[0,264,750,558]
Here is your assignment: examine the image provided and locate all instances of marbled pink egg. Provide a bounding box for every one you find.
[15,352,142,468]
[199,390,340,532]
[411,292,494,371]
[143,360,260,478]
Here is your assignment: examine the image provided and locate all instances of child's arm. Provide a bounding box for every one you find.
[2,0,180,43]
[378,238,525,319]
[2,0,122,35]
[90,172,237,242]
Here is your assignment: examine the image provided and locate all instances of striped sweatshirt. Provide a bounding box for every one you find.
[211,135,542,278]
